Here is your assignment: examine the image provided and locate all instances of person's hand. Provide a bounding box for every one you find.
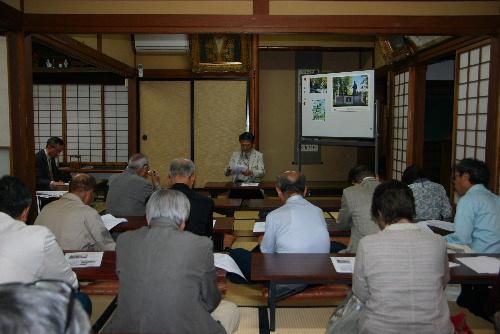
[224,167,231,176]
[148,169,161,187]
[242,169,253,176]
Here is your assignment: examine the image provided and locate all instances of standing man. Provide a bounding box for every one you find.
[0,176,78,287]
[225,132,265,183]
[170,158,214,238]
[106,153,161,216]
[35,173,115,251]
[336,165,381,253]
[35,137,71,190]
[106,189,239,334]
[444,158,500,320]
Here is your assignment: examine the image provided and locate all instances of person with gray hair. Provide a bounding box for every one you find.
[170,158,215,238]
[107,189,240,334]
[0,281,91,334]
[106,153,161,216]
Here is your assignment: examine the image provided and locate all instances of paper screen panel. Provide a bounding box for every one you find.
[391,71,409,180]
[194,80,247,187]
[140,81,191,185]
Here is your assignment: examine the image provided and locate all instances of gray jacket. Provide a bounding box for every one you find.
[107,218,225,334]
[337,177,380,253]
[353,223,453,334]
[106,168,155,216]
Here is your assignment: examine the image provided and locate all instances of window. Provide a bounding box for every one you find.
[391,71,409,180]
[33,84,128,164]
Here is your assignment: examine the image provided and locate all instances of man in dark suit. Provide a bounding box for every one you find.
[35,137,71,190]
[106,189,239,334]
[170,158,214,238]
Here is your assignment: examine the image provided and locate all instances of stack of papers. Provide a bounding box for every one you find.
[456,256,500,274]
[331,257,355,273]
[253,221,265,233]
[65,252,103,268]
[214,253,246,280]
[240,183,259,187]
[229,163,247,176]
[101,214,127,230]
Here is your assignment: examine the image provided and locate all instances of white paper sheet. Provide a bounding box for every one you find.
[65,252,103,268]
[241,183,259,187]
[214,253,246,280]
[229,163,247,176]
[456,256,500,274]
[448,262,460,268]
[422,220,455,232]
[36,190,67,198]
[101,214,127,230]
[330,257,355,273]
[253,221,265,233]
[213,219,216,227]
[415,221,434,233]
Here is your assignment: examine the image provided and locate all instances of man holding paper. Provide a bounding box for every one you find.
[35,174,115,251]
[224,132,265,183]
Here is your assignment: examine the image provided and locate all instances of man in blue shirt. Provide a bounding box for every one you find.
[444,158,500,321]
[445,158,500,253]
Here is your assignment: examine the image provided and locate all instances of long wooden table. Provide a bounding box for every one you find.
[110,216,234,234]
[251,253,500,331]
[204,181,348,198]
[246,198,341,212]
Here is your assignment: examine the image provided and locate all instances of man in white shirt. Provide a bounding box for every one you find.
[225,132,265,183]
[0,176,78,287]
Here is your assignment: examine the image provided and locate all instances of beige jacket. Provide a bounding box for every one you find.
[35,193,115,251]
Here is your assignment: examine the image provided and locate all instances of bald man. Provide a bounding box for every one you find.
[35,174,115,251]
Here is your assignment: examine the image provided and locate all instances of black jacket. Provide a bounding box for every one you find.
[171,183,214,238]
[35,149,71,190]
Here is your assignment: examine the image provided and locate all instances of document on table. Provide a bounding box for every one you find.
[65,252,103,268]
[101,214,127,230]
[36,190,68,198]
[240,183,259,187]
[415,221,434,233]
[229,163,247,176]
[448,262,460,268]
[253,221,265,233]
[423,220,455,232]
[456,256,500,274]
[214,253,246,280]
[331,257,355,273]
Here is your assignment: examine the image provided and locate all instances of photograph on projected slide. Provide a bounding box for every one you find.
[332,74,369,108]
[309,76,327,94]
[311,99,326,121]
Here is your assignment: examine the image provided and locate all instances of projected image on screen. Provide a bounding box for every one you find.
[312,99,326,121]
[310,77,327,94]
[332,74,368,108]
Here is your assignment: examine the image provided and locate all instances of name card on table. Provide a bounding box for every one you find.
[331,257,355,273]
[253,221,265,233]
[65,252,104,268]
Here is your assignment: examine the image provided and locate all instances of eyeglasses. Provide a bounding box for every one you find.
[0,280,76,333]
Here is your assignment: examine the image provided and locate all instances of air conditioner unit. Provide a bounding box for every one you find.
[134,34,190,54]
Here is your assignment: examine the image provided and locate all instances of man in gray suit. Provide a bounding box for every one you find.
[336,165,381,253]
[107,189,240,334]
[106,153,161,216]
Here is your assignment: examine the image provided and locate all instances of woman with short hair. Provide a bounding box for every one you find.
[352,180,453,334]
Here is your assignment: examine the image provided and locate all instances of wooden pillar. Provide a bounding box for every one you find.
[412,64,427,167]
[7,32,36,220]
[250,35,260,148]
[128,77,138,155]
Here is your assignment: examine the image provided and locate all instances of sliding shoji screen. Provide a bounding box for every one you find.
[33,84,128,164]
[391,71,410,180]
[33,85,64,153]
[454,44,491,164]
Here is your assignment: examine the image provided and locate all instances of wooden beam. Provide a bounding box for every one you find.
[250,34,259,148]
[128,77,139,155]
[253,0,269,15]
[23,14,500,35]
[32,34,135,77]
[7,32,36,220]
[412,64,427,167]
[0,2,22,31]
[142,69,251,79]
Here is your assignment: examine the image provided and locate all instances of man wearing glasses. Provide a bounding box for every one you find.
[35,136,71,190]
[106,153,161,216]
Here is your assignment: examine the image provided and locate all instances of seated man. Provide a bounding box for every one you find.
[231,171,330,297]
[444,158,500,320]
[170,158,214,238]
[336,165,381,253]
[225,132,265,183]
[106,189,240,334]
[35,174,115,251]
[0,282,91,334]
[0,176,78,287]
[106,153,160,216]
[35,136,71,190]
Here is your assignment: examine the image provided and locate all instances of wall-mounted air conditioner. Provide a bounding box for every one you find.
[134,34,190,53]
